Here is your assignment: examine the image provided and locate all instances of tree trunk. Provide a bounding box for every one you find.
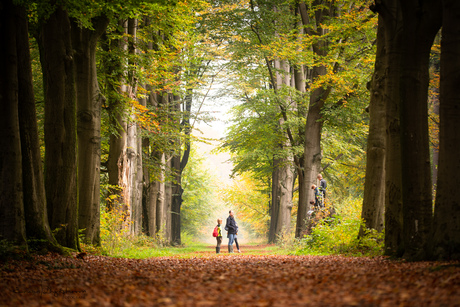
[171,89,192,246]
[360,16,386,237]
[71,16,108,245]
[0,0,27,248]
[373,0,405,257]
[143,139,158,236]
[171,153,183,246]
[103,21,127,211]
[156,153,166,236]
[296,1,333,238]
[277,162,294,238]
[269,157,281,243]
[270,58,294,242]
[40,6,79,250]
[16,2,58,249]
[399,0,441,261]
[164,156,172,242]
[432,0,460,260]
[296,64,328,237]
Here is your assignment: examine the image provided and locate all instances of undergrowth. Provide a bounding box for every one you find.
[291,197,384,257]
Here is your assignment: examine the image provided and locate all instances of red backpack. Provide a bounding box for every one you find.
[212,226,219,237]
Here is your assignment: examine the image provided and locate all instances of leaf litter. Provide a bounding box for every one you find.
[1,249,459,306]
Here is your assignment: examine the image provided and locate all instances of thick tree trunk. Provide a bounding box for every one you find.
[40,6,79,250]
[360,16,386,237]
[399,0,441,261]
[297,81,325,237]
[293,63,308,239]
[16,3,58,249]
[432,0,460,260]
[270,59,294,242]
[72,17,108,245]
[374,0,404,257]
[295,1,333,238]
[0,0,27,248]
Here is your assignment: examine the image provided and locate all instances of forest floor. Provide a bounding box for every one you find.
[1,244,460,306]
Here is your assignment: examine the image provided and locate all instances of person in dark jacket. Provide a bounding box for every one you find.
[317,173,327,201]
[225,210,237,253]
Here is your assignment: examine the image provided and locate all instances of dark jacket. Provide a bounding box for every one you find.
[319,178,327,198]
[225,216,237,234]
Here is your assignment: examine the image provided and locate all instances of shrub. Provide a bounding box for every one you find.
[294,197,384,257]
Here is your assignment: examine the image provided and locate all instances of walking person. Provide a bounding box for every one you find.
[215,218,223,254]
[225,210,237,253]
[234,222,241,253]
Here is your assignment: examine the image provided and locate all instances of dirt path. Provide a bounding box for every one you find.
[1,250,459,306]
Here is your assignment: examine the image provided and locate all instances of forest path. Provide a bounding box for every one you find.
[1,250,459,306]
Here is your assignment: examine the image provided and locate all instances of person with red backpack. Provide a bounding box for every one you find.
[213,218,223,253]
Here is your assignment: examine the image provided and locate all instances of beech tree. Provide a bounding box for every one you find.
[360,16,385,237]
[0,0,28,249]
[37,3,79,250]
[432,0,460,260]
[368,0,441,260]
[72,14,109,245]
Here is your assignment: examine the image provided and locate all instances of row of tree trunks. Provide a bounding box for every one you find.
[367,0,460,260]
[17,3,58,249]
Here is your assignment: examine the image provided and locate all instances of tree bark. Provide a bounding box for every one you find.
[71,16,109,245]
[399,0,441,261]
[432,0,460,260]
[360,15,386,237]
[374,0,405,257]
[296,1,333,237]
[40,5,79,250]
[0,0,27,248]
[16,2,59,249]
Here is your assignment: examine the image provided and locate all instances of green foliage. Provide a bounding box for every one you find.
[100,206,133,257]
[181,146,217,237]
[221,172,270,238]
[294,197,384,257]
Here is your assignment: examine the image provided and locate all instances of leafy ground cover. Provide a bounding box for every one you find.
[1,245,459,306]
